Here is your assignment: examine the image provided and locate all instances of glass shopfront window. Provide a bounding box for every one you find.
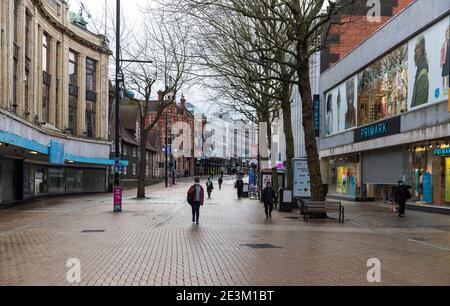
[35,166,48,195]
[48,167,65,194]
[66,168,84,193]
[328,155,361,198]
[24,164,35,197]
[411,140,450,206]
[358,44,408,126]
[84,169,106,193]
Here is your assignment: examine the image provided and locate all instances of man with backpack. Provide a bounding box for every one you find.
[187,177,204,225]
[262,182,277,221]
[235,175,244,200]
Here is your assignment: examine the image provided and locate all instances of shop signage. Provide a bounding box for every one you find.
[293,158,311,198]
[433,147,450,156]
[313,95,320,137]
[49,140,65,165]
[354,116,401,143]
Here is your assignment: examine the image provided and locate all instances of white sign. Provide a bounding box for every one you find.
[293,159,311,198]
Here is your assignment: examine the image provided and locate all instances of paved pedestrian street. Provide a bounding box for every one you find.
[0,178,449,286]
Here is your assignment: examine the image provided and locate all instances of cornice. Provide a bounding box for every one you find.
[32,0,112,55]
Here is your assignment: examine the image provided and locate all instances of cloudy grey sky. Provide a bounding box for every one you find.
[68,0,218,115]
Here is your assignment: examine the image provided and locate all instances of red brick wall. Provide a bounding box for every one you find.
[322,0,414,72]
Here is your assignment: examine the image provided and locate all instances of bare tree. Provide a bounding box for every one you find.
[122,8,196,199]
[170,0,353,201]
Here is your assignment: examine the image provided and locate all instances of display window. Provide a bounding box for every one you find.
[328,156,360,198]
[411,140,450,206]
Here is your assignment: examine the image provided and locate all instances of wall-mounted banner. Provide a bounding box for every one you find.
[408,18,450,109]
[313,95,320,137]
[354,116,401,143]
[49,140,65,165]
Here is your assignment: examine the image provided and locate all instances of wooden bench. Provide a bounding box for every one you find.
[303,201,344,223]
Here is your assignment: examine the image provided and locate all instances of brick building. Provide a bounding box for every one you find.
[321,0,414,73]
[148,92,195,179]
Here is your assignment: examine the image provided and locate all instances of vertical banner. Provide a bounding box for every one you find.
[113,186,123,212]
[313,95,320,137]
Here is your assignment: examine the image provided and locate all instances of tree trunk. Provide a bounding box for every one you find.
[264,113,279,195]
[297,54,326,202]
[281,86,294,191]
[137,118,148,199]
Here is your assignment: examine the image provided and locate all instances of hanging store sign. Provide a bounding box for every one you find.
[354,116,401,143]
[313,95,320,137]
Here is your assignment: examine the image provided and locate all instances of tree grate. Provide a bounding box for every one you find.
[82,230,106,233]
[241,244,282,249]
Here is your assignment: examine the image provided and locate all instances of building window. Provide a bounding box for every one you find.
[86,58,96,91]
[133,147,137,158]
[86,59,96,138]
[68,50,78,135]
[42,33,51,123]
[132,164,136,176]
[358,44,408,126]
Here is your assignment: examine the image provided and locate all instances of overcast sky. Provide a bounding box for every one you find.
[68,0,218,115]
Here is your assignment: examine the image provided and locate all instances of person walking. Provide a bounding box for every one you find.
[235,175,244,200]
[187,177,204,225]
[218,175,224,190]
[396,181,412,218]
[206,177,214,199]
[262,182,277,221]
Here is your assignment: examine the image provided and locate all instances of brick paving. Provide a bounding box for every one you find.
[0,178,449,286]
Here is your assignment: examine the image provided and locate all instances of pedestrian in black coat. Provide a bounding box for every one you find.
[262,182,277,221]
[396,181,412,217]
[235,176,244,199]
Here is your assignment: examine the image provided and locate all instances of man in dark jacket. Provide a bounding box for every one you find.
[262,182,277,221]
[235,175,244,199]
[187,177,205,225]
[396,181,412,218]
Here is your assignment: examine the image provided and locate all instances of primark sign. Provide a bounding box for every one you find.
[354,116,401,143]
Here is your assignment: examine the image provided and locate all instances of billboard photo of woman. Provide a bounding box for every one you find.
[345,78,356,129]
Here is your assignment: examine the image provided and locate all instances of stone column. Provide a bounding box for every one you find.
[98,53,109,140]
[77,53,86,137]
[0,0,7,109]
[60,38,69,131]
[48,37,57,125]
[35,26,43,121]
[15,0,25,116]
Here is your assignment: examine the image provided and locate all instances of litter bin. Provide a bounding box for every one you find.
[279,188,293,212]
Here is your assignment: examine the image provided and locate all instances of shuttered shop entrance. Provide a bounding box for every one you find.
[362,147,408,185]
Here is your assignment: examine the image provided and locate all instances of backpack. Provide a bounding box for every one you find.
[187,187,194,205]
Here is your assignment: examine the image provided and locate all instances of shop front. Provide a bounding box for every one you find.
[327,154,362,200]
[410,139,450,207]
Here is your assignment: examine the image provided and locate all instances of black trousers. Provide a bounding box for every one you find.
[192,201,201,222]
[398,199,406,215]
[264,202,273,218]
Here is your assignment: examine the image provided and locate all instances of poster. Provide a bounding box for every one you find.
[408,18,450,109]
[293,159,311,198]
[324,76,358,136]
[422,172,432,204]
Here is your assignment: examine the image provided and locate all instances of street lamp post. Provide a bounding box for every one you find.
[113,0,122,213]
[165,113,169,188]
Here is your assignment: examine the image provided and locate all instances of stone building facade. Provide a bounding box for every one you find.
[0,0,116,205]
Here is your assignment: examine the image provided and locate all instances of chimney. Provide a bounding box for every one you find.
[157,90,164,101]
[180,95,186,109]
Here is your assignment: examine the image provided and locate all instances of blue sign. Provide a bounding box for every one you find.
[422,173,432,204]
[433,147,450,156]
[313,95,320,137]
[49,141,65,164]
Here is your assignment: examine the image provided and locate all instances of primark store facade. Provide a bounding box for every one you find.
[318,0,450,209]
